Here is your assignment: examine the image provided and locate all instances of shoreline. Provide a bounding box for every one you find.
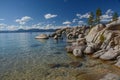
[47,20,120,79]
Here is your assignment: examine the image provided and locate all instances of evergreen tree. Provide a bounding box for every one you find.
[88,12,94,26]
[112,12,119,21]
[95,8,102,24]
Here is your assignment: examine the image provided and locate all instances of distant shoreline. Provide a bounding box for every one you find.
[0,29,56,33]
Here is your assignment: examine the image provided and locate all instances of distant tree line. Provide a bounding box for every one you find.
[88,8,119,27]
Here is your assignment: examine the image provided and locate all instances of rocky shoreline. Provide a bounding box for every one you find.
[50,20,120,68]
[35,20,120,80]
[48,20,120,79]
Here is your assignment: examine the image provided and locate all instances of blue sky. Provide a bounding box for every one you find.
[0,0,120,30]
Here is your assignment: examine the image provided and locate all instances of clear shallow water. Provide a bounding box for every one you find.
[0,32,73,79]
[0,32,120,80]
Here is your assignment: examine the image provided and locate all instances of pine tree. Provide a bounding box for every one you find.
[112,12,118,21]
[96,8,102,24]
[88,12,94,26]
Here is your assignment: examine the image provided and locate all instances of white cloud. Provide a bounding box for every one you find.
[78,20,86,26]
[6,25,19,31]
[63,21,71,25]
[15,16,32,25]
[0,19,5,21]
[119,17,120,20]
[76,13,90,19]
[100,9,114,23]
[45,24,53,29]
[72,18,78,23]
[105,9,114,15]
[0,23,6,27]
[0,23,22,31]
[44,13,57,19]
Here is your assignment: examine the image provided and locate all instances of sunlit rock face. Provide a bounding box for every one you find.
[35,34,49,39]
[85,24,106,43]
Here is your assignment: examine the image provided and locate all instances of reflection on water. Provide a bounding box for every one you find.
[0,33,120,80]
[36,39,47,43]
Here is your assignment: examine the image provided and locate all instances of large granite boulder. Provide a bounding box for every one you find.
[78,34,84,38]
[100,48,120,60]
[106,19,120,30]
[73,46,84,57]
[106,40,115,50]
[100,31,115,49]
[114,45,120,50]
[87,42,101,51]
[92,49,106,58]
[93,28,106,45]
[67,33,74,39]
[35,34,49,39]
[84,46,94,54]
[76,38,86,46]
[99,73,120,80]
[114,35,120,45]
[85,24,106,42]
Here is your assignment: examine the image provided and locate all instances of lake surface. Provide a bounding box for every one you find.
[0,32,120,80]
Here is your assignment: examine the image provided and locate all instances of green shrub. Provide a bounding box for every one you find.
[100,34,105,43]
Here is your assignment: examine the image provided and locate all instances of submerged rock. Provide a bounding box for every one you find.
[69,61,82,68]
[53,52,62,54]
[99,73,120,80]
[48,63,69,68]
[48,64,61,68]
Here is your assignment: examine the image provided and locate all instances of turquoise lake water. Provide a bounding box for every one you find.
[1,32,120,80]
[0,32,75,79]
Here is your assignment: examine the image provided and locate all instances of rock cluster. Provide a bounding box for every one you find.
[51,26,90,40]
[52,20,120,68]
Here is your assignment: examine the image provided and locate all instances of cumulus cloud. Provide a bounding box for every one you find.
[15,16,32,25]
[0,24,6,30]
[32,23,65,29]
[0,19,5,21]
[0,23,17,31]
[106,9,114,15]
[63,21,71,25]
[72,18,78,23]
[6,25,19,31]
[44,13,57,19]
[0,23,6,27]
[100,9,114,23]
[76,13,90,19]
[78,20,86,26]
